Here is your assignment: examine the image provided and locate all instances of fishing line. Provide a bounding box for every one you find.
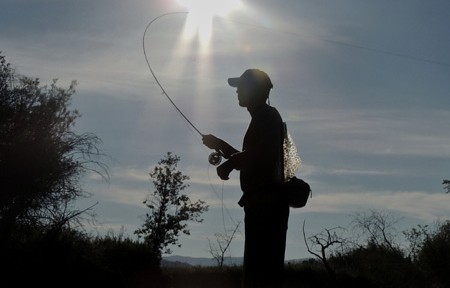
[206,163,240,234]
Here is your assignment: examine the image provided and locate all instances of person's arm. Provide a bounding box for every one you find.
[215,150,255,180]
[202,134,239,159]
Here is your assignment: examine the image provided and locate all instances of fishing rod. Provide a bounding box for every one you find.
[143,12,224,166]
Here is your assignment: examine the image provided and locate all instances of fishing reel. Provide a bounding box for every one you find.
[208,151,223,166]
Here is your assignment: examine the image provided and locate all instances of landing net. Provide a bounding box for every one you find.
[283,129,301,180]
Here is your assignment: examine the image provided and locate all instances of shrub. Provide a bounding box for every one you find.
[418,221,450,288]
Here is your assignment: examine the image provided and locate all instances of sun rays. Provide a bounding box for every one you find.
[177,0,242,50]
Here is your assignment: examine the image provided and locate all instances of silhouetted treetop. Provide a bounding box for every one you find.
[0,53,107,239]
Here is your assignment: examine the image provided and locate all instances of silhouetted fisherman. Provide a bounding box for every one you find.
[203,69,289,288]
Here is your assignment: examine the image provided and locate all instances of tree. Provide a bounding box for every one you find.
[135,152,209,265]
[0,53,107,239]
[403,224,430,262]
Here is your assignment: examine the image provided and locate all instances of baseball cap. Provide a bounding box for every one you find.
[228,69,273,90]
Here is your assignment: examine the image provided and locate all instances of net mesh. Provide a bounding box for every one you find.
[283,131,301,180]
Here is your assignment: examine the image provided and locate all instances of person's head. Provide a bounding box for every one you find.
[228,69,273,108]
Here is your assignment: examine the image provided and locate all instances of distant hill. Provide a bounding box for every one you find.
[162,255,310,267]
[162,255,243,267]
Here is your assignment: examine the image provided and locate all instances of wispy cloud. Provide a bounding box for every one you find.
[302,191,450,222]
[330,168,393,176]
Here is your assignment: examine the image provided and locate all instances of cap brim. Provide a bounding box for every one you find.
[228,77,240,87]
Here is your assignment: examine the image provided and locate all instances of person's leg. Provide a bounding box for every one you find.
[243,205,264,288]
[243,203,289,288]
[263,204,289,287]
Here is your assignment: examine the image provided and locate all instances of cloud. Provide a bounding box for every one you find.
[110,166,150,183]
[301,190,450,222]
[87,163,238,209]
[284,107,450,159]
[184,165,240,187]
[330,168,393,176]
[93,183,148,207]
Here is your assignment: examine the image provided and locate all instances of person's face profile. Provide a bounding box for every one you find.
[236,85,253,107]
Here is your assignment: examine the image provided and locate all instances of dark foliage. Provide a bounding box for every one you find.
[0,53,107,240]
[331,243,425,288]
[1,228,162,288]
[418,220,450,288]
[285,261,371,288]
[164,266,242,288]
[443,179,450,193]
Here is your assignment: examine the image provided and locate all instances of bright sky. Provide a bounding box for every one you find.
[2,0,450,260]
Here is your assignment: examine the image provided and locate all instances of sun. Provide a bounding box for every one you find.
[177,0,242,47]
[177,0,242,17]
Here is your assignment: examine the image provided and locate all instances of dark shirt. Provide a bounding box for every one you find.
[236,104,284,206]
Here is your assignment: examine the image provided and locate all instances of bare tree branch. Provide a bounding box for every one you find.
[351,210,401,253]
[302,220,348,277]
[208,222,241,269]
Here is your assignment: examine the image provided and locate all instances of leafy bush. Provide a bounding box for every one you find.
[418,220,450,288]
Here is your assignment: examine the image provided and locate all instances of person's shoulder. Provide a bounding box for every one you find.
[260,104,282,124]
[266,105,282,120]
[261,103,278,113]
[268,105,280,114]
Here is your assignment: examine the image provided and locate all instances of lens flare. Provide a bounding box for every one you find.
[177,0,242,48]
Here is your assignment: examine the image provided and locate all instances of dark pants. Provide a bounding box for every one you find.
[243,201,289,288]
